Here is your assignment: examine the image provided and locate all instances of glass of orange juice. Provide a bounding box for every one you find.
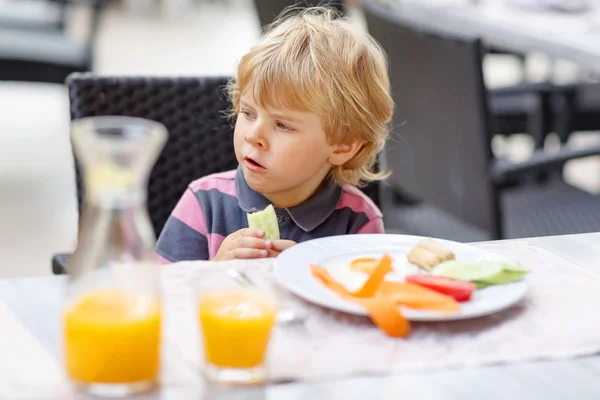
[196,273,278,385]
[62,264,162,397]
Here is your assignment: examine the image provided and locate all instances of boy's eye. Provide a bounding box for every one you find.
[241,110,256,120]
[276,122,294,132]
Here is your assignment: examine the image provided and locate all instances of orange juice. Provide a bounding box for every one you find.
[63,289,161,384]
[199,288,277,369]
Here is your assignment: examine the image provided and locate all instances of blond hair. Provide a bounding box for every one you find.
[228,6,394,187]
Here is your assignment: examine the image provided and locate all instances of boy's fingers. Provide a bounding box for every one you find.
[233,248,269,259]
[238,228,265,238]
[271,240,297,252]
[266,249,280,258]
[235,237,271,249]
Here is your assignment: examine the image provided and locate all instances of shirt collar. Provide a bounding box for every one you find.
[235,166,342,232]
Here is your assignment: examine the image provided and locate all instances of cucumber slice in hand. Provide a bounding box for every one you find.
[247,204,280,240]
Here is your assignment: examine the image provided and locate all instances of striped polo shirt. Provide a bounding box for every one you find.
[155,167,384,262]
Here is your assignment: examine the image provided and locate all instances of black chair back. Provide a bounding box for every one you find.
[67,74,238,235]
[365,1,502,238]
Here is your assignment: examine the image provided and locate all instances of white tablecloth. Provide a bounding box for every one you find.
[163,241,600,381]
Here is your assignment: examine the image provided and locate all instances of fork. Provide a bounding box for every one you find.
[225,268,305,325]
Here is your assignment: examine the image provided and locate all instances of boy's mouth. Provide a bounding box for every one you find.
[244,157,266,172]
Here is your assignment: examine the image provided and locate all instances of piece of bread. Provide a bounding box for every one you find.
[418,238,455,262]
[407,238,455,271]
[407,247,441,271]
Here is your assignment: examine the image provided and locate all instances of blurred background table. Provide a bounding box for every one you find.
[386,0,600,75]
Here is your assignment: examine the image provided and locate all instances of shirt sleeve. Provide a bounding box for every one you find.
[155,188,210,262]
[356,217,385,234]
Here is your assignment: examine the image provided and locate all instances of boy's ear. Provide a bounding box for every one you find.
[329,141,364,166]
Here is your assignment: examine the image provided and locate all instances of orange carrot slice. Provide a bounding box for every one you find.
[379,281,460,313]
[311,262,410,337]
[349,258,379,274]
[310,265,348,294]
[311,255,393,298]
[310,254,463,337]
[361,296,411,337]
[311,254,410,337]
[352,254,393,298]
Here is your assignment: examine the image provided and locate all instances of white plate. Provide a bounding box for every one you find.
[274,234,527,321]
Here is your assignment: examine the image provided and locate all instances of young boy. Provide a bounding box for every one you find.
[155,7,393,262]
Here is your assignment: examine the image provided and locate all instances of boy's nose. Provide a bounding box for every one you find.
[245,122,268,149]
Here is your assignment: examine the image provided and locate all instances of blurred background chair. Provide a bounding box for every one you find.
[0,0,107,83]
[554,82,600,143]
[365,1,600,242]
[0,0,67,32]
[52,73,382,274]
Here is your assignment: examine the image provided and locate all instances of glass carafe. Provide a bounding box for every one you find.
[62,116,167,397]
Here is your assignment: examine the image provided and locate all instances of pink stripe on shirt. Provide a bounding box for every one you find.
[207,233,226,260]
[171,188,208,236]
[155,252,172,264]
[336,185,383,220]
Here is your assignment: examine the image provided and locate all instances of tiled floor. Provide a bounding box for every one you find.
[0,0,599,278]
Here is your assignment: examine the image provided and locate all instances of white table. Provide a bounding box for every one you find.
[2,232,600,399]
[380,0,600,76]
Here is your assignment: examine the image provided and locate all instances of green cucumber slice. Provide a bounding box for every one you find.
[431,261,503,282]
[499,262,529,273]
[483,268,529,284]
[432,260,530,286]
[474,281,493,289]
[247,204,280,240]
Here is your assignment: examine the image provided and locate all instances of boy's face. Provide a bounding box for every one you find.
[233,92,335,208]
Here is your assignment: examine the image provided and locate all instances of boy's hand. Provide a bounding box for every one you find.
[271,240,297,253]
[264,240,298,258]
[214,228,273,261]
